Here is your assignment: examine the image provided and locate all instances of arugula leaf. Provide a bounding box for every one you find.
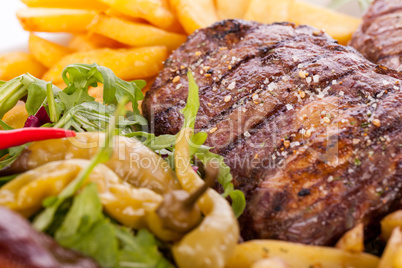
[116,228,174,268]
[0,119,13,130]
[0,174,19,187]
[180,71,199,129]
[55,183,119,268]
[0,145,26,170]
[51,183,173,268]
[62,63,146,116]
[180,71,246,217]
[125,132,177,151]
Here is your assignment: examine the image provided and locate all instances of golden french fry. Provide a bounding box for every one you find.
[335,223,364,253]
[68,33,128,52]
[20,0,108,10]
[381,210,402,241]
[29,34,72,68]
[378,227,402,268]
[0,52,47,81]
[216,0,250,19]
[288,0,361,45]
[251,257,289,268]
[104,8,147,23]
[225,240,380,268]
[244,0,294,24]
[88,14,187,51]
[98,0,181,32]
[42,46,167,83]
[1,101,28,129]
[170,0,219,34]
[17,8,97,33]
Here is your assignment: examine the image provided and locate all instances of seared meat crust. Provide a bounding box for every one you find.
[0,206,100,268]
[142,20,402,245]
[350,0,402,71]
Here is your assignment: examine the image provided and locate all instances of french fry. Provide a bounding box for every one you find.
[381,210,402,241]
[17,8,97,33]
[68,33,128,52]
[0,52,47,81]
[288,0,361,45]
[20,0,108,11]
[1,101,28,129]
[29,34,72,68]
[251,257,289,268]
[378,227,402,268]
[225,240,380,268]
[335,223,364,253]
[97,0,181,32]
[42,46,167,83]
[216,0,250,20]
[169,0,219,34]
[88,14,187,51]
[244,0,294,24]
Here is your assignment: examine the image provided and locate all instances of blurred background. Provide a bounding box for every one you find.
[0,0,363,53]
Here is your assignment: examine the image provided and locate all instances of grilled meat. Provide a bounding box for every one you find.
[0,206,100,268]
[350,0,402,71]
[142,20,402,245]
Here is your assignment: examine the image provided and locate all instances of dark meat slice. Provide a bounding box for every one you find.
[350,0,402,71]
[142,20,402,245]
[0,206,100,268]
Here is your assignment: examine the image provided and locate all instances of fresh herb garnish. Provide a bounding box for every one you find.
[181,71,246,218]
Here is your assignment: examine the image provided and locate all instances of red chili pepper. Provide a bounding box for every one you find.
[0,128,76,150]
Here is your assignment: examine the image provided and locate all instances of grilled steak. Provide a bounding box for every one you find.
[350,0,402,71]
[142,20,402,245]
[0,206,100,268]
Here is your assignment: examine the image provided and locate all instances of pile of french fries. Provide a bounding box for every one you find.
[226,211,402,268]
[0,0,361,87]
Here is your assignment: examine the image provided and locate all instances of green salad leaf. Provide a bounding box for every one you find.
[116,228,174,268]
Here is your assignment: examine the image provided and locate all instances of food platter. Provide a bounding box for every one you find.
[0,0,401,268]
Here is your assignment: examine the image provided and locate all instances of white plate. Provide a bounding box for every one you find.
[0,0,363,53]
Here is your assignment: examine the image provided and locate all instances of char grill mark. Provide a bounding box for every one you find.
[350,0,402,71]
[143,19,402,245]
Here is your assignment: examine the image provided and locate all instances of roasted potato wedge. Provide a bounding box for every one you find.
[381,210,402,241]
[335,223,364,253]
[88,14,187,51]
[0,52,46,81]
[42,46,167,83]
[225,240,380,268]
[17,8,97,33]
[378,227,402,268]
[244,0,294,24]
[169,0,219,34]
[98,0,181,32]
[20,0,108,10]
[1,101,28,129]
[289,0,361,45]
[216,0,250,20]
[29,34,72,68]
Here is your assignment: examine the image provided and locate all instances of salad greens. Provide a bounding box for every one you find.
[129,72,246,218]
[0,63,246,267]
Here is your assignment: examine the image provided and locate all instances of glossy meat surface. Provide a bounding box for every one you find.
[0,206,99,268]
[350,0,402,71]
[143,20,402,245]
